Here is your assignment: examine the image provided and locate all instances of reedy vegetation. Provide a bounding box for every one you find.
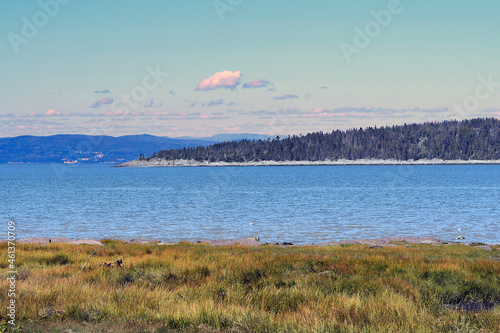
[0,241,499,332]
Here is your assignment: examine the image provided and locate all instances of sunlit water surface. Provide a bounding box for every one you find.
[1,164,499,244]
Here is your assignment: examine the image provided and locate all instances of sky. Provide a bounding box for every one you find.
[1,0,500,138]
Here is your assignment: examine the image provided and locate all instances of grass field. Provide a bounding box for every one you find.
[1,241,499,332]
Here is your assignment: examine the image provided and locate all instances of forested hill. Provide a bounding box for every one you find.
[151,118,500,162]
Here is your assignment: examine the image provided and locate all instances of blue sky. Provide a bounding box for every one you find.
[1,0,499,137]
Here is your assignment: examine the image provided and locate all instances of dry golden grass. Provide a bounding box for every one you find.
[0,241,499,332]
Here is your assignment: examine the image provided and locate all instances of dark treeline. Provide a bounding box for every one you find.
[149,118,500,162]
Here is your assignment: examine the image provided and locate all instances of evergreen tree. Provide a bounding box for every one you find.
[149,118,500,162]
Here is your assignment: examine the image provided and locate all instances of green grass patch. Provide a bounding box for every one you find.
[0,242,498,332]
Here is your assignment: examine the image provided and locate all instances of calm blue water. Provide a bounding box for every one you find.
[1,164,499,244]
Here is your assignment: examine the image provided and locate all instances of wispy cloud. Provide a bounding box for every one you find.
[93,89,111,94]
[1,107,459,120]
[273,94,299,100]
[203,99,224,107]
[239,107,301,116]
[95,110,231,121]
[301,107,381,119]
[484,107,500,117]
[144,98,154,108]
[156,112,230,121]
[89,97,114,108]
[195,70,241,91]
[243,79,270,89]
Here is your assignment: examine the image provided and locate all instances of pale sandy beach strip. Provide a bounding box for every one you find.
[4,236,498,249]
[116,158,500,167]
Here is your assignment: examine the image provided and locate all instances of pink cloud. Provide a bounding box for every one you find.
[45,109,71,116]
[107,109,129,116]
[302,113,347,118]
[352,112,377,117]
[195,70,241,91]
[224,126,242,132]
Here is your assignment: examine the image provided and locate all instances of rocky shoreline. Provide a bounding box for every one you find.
[3,236,498,251]
[116,158,500,167]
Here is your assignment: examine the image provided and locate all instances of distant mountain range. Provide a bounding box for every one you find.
[0,133,271,164]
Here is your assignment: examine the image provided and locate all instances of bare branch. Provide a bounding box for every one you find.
[81,245,104,270]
